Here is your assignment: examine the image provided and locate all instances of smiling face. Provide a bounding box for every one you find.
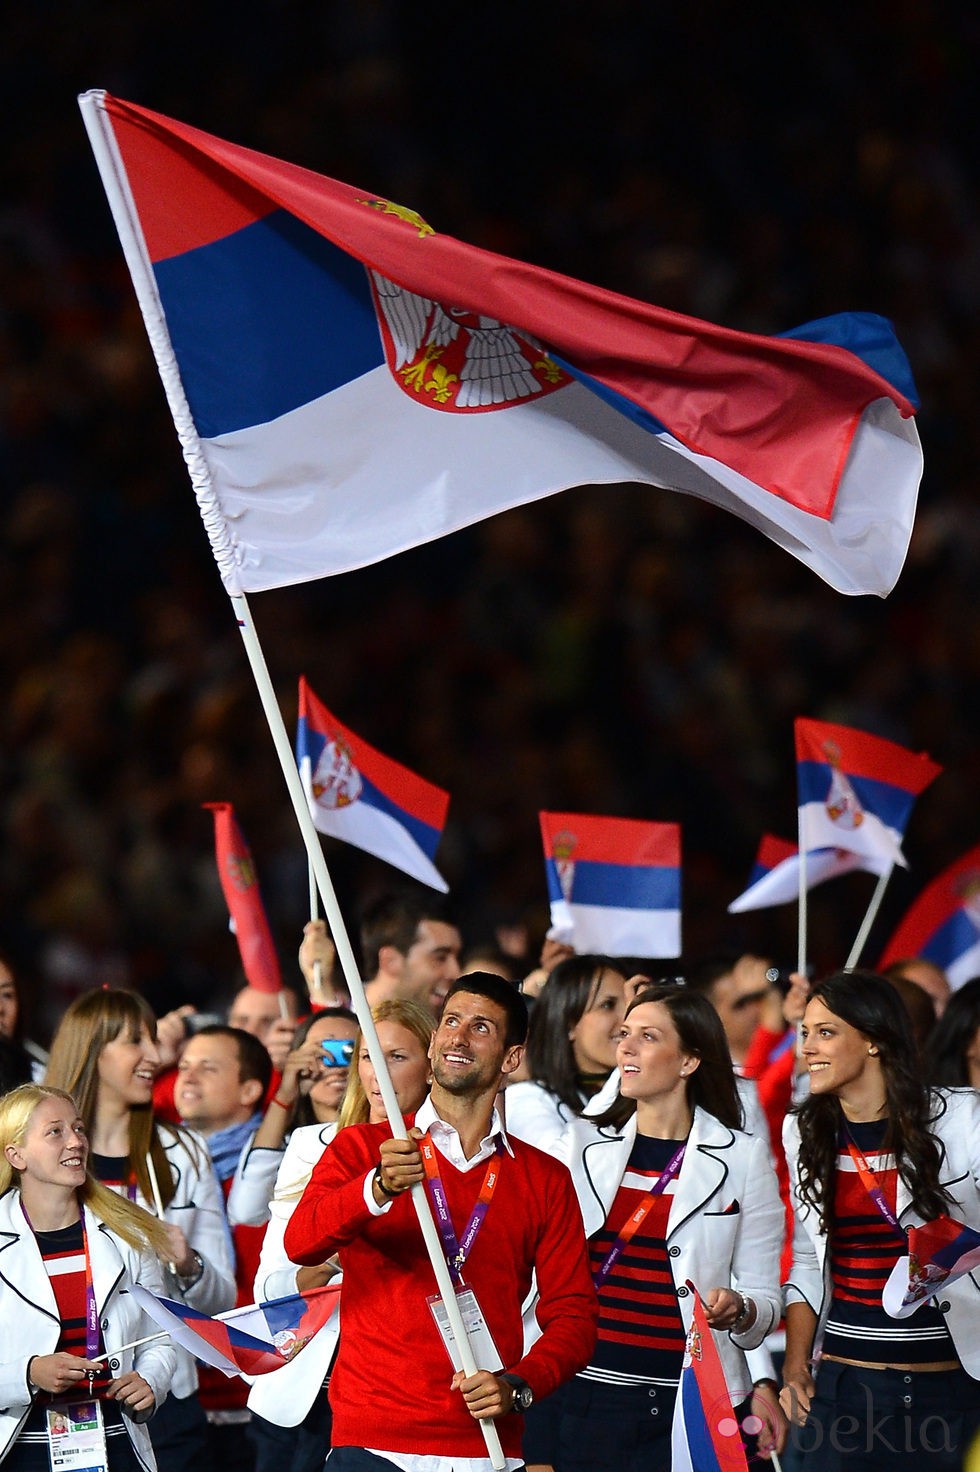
[616,1000,699,1106]
[307,1015,360,1123]
[359,1020,432,1123]
[5,1096,89,1191]
[174,1032,264,1134]
[800,996,882,1104]
[568,967,627,1074]
[428,991,522,1100]
[97,1023,160,1109]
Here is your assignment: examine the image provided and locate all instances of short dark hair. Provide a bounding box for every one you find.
[441,973,528,1049]
[526,955,626,1113]
[193,1024,273,1097]
[359,891,452,975]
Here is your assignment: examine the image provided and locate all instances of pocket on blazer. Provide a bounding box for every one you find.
[703,1200,741,1216]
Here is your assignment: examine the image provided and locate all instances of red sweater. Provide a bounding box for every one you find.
[284,1118,597,1460]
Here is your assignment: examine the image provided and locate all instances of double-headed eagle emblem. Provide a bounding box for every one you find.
[370,270,569,412]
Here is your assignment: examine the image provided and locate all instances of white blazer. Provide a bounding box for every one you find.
[0,1192,177,1471]
[784,1086,980,1376]
[558,1104,783,1405]
[246,1123,341,1428]
[132,1127,236,1399]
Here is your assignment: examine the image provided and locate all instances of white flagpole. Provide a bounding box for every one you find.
[844,866,893,971]
[301,754,324,998]
[80,90,505,1470]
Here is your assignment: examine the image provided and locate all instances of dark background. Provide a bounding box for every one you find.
[2,2,978,1038]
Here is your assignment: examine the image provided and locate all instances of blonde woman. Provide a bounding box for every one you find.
[248,998,434,1472]
[44,989,235,1472]
[0,1084,177,1472]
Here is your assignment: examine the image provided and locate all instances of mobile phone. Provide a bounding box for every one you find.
[320,1039,354,1067]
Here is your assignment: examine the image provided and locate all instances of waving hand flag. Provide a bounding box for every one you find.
[131,1284,340,1377]
[671,1285,751,1472]
[794,718,941,871]
[80,91,922,600]
[728,832,883,913]
[878,842,980,990]
[540,811,680,957]
[297,677,449,892]
[204,802,283,992]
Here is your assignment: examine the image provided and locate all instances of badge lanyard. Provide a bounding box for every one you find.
[22,1202,101,1364]
[419,1134,503,1286]
[842,1129,905,1236]
[593,1141,687,1288]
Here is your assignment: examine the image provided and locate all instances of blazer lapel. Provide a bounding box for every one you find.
[666,1107,732,1240]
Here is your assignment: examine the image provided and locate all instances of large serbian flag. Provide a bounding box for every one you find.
[728,832,880,913]
[80,91,922,600]
[878,843,980,990]
[204,802,283,992]
[540,812,680,958]
[794,718,941,871]
[671,1286,751,1472]
[296,677,449,892]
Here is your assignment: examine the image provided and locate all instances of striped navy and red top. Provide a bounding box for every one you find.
[822,1118,954,1364]
[579,1135,687,1388]
[35,1221,111,1397]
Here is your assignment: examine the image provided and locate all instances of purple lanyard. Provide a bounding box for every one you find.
[593,1141,687,1288]
[419,1133,504,1286]
[843,1129,904,1236]
[23,1202,101,1359]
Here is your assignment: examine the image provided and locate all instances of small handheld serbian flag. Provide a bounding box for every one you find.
[540,812,680,958]
[878,842,980,991]
[132,1288,284,1376]
[883,1217,980,1318]
[794,718,941,871]
[131,1284,341,1377]
[204,802,282,992]
[297,677,450,892]
[671,1284,751,1472]
[728,832,882,913]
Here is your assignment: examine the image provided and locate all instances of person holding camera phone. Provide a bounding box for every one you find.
[227,1009,359,1230]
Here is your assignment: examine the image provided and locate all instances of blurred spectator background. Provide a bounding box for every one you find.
[2,2,978,1039]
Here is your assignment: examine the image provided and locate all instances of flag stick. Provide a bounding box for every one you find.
[844,866,893,971]
[795,817,808,1059]
[233,595,507,1470]
[300,753,325,1000]
[145,1152,179,1280]
[90,1332,169,1365]
[81,88,504,1466]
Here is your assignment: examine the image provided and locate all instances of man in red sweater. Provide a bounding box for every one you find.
[284,972,597,1471]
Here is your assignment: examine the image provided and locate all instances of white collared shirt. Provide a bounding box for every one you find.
[363,1094,514,1215]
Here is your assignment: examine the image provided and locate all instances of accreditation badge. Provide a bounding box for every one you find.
[426,1286,503,1374]
[45,1399,109,1472]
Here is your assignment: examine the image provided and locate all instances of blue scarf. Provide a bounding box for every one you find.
[207,1112,264,1183]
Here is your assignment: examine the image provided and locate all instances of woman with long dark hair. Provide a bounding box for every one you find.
[0,1084,176,1472]
[780,970,980,1470]
[549,985,783,1472]
[44,989,236,1472]
[505,955,628,1154]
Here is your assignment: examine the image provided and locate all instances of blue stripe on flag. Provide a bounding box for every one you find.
[796,760,916,833]
[546,857,680,910]
[154,210,383,437]
[681,1367,725,1472]
[921,908,980,971]
[779,311,920,410]
[356,774,441,860]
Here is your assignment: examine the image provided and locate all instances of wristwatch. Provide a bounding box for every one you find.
[499,1373,534,1412]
